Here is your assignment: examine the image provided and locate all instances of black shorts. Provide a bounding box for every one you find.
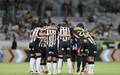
[88,45,97,57]
[71,50,77,62]
[59,40,71,55]
[29,50,36,58]
[32,41,41,53]
[41,47,47,59]
[29,42,34,49]
[29,42,36,53]
[47,46,58,57]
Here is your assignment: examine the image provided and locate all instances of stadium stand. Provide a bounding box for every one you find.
[0,0,120,40]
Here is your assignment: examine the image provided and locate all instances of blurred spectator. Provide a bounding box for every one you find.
[11,34,17,50]
[23,11,33,23]
[86,15,96,31]
[48,17,52,24]
[78,1,84,17]
[117,24,120,35]
[37,1,43,17]
[0,0,120,40]
[61,0,73,17]
[15,0,21,10]
[21,27,30,39]
[4,26,10,40]
[99,0,120,13]
[67,0,73,16]
[31,20,38,29]
[87,15,95,23]
[44,1,53,18]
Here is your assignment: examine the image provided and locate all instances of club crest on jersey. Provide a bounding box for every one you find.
[59,27,70,41]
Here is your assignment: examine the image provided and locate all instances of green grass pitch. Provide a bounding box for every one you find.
[0,62,120,75]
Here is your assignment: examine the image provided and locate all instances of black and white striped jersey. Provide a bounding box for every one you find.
[59,26,71,41]
[46,26,57,47]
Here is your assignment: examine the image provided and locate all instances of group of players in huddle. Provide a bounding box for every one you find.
[29,21,97,75]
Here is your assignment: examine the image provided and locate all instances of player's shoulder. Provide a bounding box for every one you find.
[33,27,41,31]
[47,26,57,30]
[73,27,84,31]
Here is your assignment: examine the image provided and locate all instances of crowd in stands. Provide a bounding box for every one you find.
[0,0,120,40]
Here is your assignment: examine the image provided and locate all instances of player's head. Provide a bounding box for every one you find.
[62,23,68,27]
[57,24,62,29]
[38,28,46,38]
[49,23,56,26]
[77,22,85,29]
[52,23,55,26]
[63,19,68,25]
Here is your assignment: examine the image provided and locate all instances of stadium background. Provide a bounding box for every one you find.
[0,0,120,75]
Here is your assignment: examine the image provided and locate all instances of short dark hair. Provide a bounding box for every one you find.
[77,23,84,29]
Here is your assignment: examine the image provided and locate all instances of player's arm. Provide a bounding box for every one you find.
[30,35,38,39]
[77,46,82,56]
[86,32,96,45]
[37,32,47,39]
[37,36,47,40]
[77,42,82,55]
[77,47,81,54]
[59,34,71,37]
[73,33,79,39]
[47,33,56,36]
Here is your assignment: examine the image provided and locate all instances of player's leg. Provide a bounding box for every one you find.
[76,55,81,73]
[86,56,94,75]
[76,41,82,73]
[41,47,48,74]
[71,50,76,73]
[29,50,36,73]
[81,55,87,72]
[52,57,57,74]
[47,56,52,74]
[35,49,42,73]
[47,49,52,74]
[86,48,95,74]
[57,52,63,74]
[66,47,73,74]
[41,57,48,74]
[29,42,36,73]
[57,41,64,74]
[52,48,58,75]
[86,45,97,75]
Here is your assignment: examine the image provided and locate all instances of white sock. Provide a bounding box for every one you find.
[30,58,36,72]
[86,63,88,71]
[36,57,41,73]
[53,62,57,74]
[87,64,94,75]
[43,65,47,71]
[41,65,44,72]
[86,64,90,73]
[67,58,72,73]
[47,62,52,74]
[57,59,63,74]
[41,65,45,73]
[41,65,47,72]
[84,63,87,72]
[72,62,75,73]
[91,64,94,74]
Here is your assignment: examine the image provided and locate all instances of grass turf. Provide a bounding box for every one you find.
[0,62,120,75]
